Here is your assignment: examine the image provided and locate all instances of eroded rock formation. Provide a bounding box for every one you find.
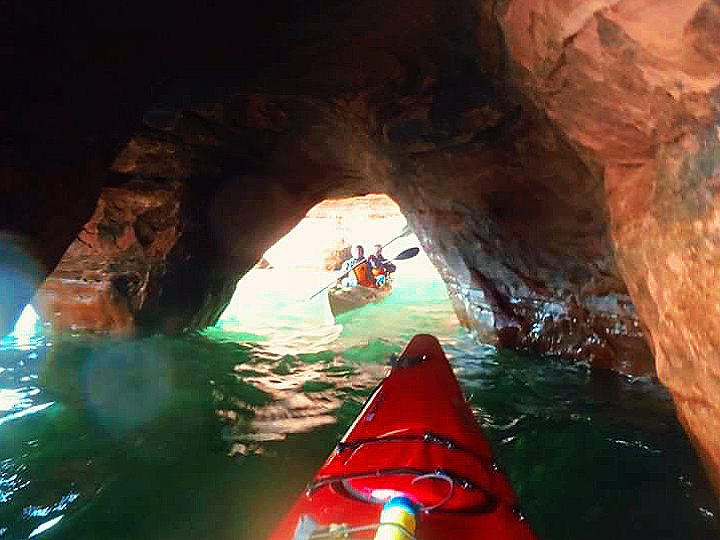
[5,0,720,499]
[501,0,720,494]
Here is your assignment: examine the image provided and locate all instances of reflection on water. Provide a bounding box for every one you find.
[218,350,388,449]
[0,265,718,540]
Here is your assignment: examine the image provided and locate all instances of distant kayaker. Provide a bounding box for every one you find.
[339,245,375,288]
[368,244,396,286]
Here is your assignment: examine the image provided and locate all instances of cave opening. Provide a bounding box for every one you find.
[212,193,464,353]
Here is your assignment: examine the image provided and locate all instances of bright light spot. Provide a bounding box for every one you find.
[0,388,34,413]
[0,233,45,338]
[28,515,63,537]
[24,493,79,517]
[12,304,38,335]
[263,194,408,271]
[2,304,43,351]
[371,489,405,502]
[0,387,40,416]
[0,401,54,426]
[699,507,715,519]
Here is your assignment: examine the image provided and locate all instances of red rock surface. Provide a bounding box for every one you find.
[34,182,185,334]
[500,0,720,494]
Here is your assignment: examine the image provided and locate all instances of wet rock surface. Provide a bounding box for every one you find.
[4,0,720,500]
[500,0,720,495]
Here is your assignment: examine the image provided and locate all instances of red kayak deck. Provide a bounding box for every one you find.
[267,334,537,540]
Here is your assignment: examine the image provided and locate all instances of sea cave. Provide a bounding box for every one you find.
[3,0,720,536]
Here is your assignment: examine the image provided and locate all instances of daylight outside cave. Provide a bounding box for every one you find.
[212,194,476,355]
[261,194,409,272]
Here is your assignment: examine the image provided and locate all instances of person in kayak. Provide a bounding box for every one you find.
[368,244,396,286]
[339,245,375,288]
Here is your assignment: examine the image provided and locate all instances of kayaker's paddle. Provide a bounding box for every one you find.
[307,247,420,301]
[380,224,413,251]
[387,246,419,261]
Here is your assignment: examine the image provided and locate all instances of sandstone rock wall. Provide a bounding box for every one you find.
[500,0,720,494]
[34,182,186,335]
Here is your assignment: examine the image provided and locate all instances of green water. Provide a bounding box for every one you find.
[0,266,718,539]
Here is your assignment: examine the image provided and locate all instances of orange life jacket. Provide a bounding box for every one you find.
[352,260,375,288]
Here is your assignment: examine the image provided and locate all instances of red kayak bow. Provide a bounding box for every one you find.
[267,334,537,540]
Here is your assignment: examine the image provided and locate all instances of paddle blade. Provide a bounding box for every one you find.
[393,247,420,260]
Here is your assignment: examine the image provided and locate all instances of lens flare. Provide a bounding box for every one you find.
[81,340,172,435]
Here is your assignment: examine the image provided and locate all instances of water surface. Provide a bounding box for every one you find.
[0,267,717,539]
